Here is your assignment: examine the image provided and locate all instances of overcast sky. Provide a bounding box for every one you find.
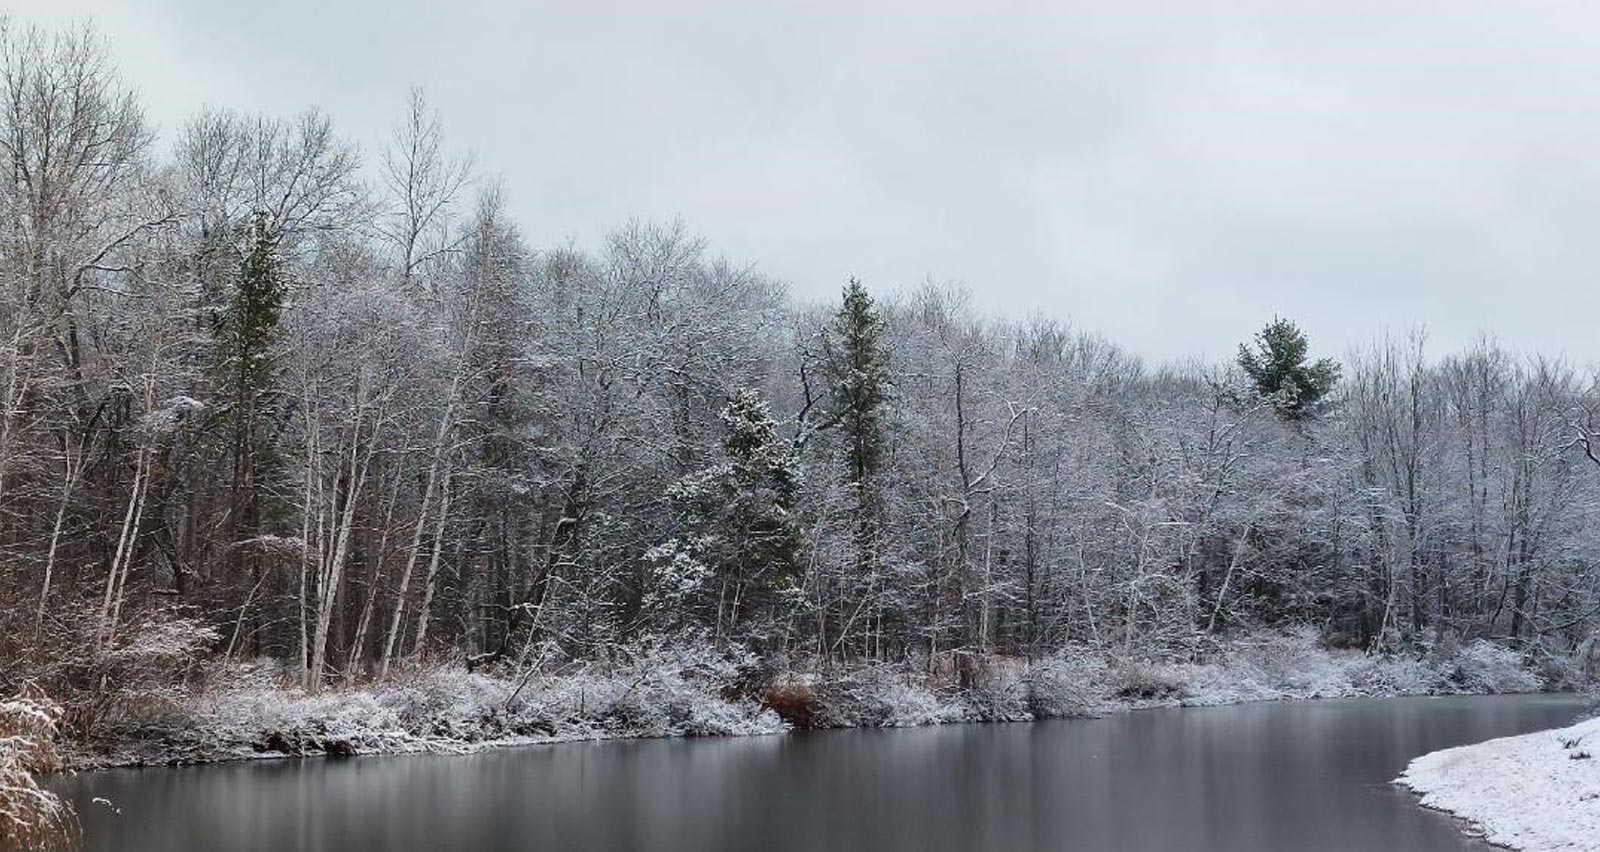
[14,0,1600,365]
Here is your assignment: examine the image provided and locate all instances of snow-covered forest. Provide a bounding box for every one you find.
[2,13,1599,796]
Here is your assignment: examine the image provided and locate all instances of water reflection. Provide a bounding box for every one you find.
[59,694,1585,852]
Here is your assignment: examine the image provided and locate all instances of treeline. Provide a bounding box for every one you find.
[1,20,1597,714]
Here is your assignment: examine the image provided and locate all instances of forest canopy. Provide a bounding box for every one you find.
[0,17,1596,730]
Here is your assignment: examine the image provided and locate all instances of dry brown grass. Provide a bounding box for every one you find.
[0,689,77,852]
[762,682,817,730]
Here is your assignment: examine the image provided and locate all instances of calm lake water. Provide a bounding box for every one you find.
[57,693,1587,852]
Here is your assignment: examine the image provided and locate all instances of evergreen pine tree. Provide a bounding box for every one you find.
[217,213,287,536]
[713,388,802,634]
[1237,317,1340,421]
[823,278,889,487]
[820,278,890,655]
[646,388,801,640]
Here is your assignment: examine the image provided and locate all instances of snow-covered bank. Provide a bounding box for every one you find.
[58,629,1567,770]
[1397,713,1600,852]
[63,644,788,769]
[766,629,1547,730]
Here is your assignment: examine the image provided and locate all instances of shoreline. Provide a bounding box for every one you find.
[55,632,1565,773]
[59,688,1576,776]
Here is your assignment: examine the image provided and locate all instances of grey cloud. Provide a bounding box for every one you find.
[19,0,1600,364]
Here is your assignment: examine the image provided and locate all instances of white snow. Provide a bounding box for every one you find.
[1397,714,1600,852]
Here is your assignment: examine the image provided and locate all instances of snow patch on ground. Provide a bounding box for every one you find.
[1398,714,1600,852]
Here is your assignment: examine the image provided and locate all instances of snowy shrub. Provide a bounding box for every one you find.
[1129,627,1367,706]
[381,669,513,740]
[961,682,1029,722]
[1106,658,1187,701]
[1442,641,1540,694]
[1164,659,1273,706]
[505,641,781,740]
[1230,627,1355,698]
[221,687,401,756]
[602,641,779,736]
[807,666,952,728]
[675,687,783,737]
[0,691,76,852]
[952,657,1031,722]
[1347,654,1446,696]
[776,654,1103,728]
[1525,636,1596,691]
[879,678,957,726]
[1577,632,1600,685]
[804,670,885,728]
[1023,651,1109,719]
[62,606,220,741]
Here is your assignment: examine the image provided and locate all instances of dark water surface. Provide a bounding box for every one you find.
[57,694,1586,852]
